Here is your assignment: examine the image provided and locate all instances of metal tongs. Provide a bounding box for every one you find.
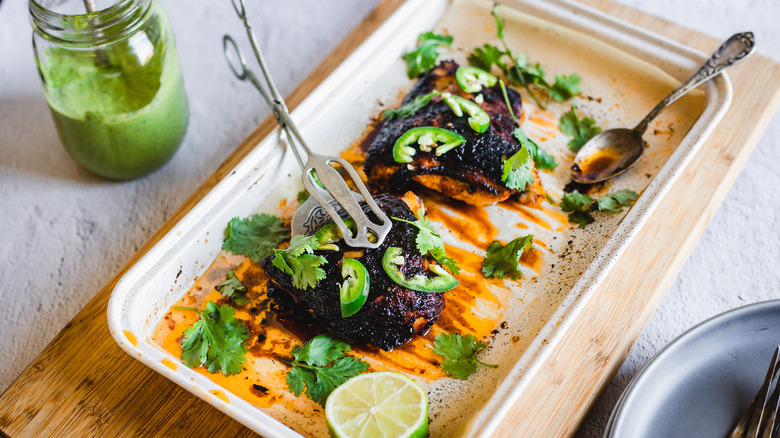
[223,0,391,248]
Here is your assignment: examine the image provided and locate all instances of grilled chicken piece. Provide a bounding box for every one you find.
[260,194,445,350]
[364,60,543,206]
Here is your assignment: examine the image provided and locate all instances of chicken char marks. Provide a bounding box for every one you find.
[260,194,444,351]
[365,60,543,206]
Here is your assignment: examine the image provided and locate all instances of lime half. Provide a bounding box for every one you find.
[325,372,428,438]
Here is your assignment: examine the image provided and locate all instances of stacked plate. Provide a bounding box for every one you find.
[606,300,780,437]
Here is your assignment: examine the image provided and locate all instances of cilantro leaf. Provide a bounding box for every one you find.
[402,32,453,78]
[392,209,460,275]
[467,43,507,72]
[291,334,352,367]
[297,190,309,204]
[433,333,497,380]
[514,126,557,170]
[559,105,602,152]
[285,366,312,398]
[430,247,461,276]
[549,74,581,102]
[559,191,593,213]
[308,356,368,405]
[272,235,327,290]
[393,210,442,255]
[223,214,289,262]
[215,270,249,305]
[384,91,439,121]
[482,235,534,280]
[285,234,321,257]
[560,190,639,228]
[502,145,535,191]
[179,302,250,376]
[285,335,369,406]
[596,189,639,213]
[567,211,595,228]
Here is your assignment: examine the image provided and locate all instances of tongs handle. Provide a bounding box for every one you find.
[222,0,392,248]
[223,0,312,169]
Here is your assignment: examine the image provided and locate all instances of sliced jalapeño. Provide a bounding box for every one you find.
[392,126,466,163]
[340,258,370,318]
[442,93,490,133]
[456,65,498,93]
[381,247,458,293]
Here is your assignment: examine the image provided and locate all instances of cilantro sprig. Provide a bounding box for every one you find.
[559,104,602,152]
[178,302,250,376]
[433,333,498,380]
[468,3,580,109]
[215,270,249,305]
[272,235,328,290]
[498,80,557,173]
[383,91,439,121]
[560,189,639,228]
[284,335,370,406]
[393,209,460,275]
[515,126,557,171]
[482,234,534,280]
[223,213,289,262]
[403,32,453,78]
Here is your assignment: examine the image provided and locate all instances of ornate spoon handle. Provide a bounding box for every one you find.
[635,32,756,134]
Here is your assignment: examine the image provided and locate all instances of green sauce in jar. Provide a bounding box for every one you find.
[32,0,188,180]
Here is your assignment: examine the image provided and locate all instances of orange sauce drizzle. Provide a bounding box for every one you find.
[151,117,560,422]
[124,330,138,347]
[161,358,178,371]
[210,389,230,404]
[425,200,497,250]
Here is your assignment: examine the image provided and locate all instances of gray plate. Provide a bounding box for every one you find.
[607,299,780,438]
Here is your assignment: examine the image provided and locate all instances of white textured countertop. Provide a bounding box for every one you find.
[1,0,778,436]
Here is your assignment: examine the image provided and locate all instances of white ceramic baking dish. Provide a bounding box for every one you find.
[108,0,731,436]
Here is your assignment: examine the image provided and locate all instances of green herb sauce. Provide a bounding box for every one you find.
[42,12,188,180]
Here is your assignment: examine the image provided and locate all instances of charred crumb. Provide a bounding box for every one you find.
[252,384,268,393]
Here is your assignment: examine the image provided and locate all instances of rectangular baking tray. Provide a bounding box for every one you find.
[108,0,731,436]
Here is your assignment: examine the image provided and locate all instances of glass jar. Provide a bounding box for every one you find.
[29,0,188,180]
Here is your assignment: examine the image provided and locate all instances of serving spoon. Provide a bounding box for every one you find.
[571,32,756,184]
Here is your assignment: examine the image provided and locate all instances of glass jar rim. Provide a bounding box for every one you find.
[29,0,152,46]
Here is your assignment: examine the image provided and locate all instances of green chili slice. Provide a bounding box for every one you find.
[456,66,498,93]
[381,247,459,293]
[314,218,357,250]
[441,93,490,133]
[392,127,466,163]
[339,258,370,318]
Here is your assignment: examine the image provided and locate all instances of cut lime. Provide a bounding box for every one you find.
[325,372,428,438]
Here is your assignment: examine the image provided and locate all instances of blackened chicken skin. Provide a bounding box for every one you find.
[260,194,444,351]
[364,60,543,206]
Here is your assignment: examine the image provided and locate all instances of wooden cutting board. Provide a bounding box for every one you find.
[2,0,779,436]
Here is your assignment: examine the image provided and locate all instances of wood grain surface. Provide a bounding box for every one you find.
[2,0,779,437]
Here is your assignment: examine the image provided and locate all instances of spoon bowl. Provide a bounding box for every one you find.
[571,32,756,184]
[571,128,643,184]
